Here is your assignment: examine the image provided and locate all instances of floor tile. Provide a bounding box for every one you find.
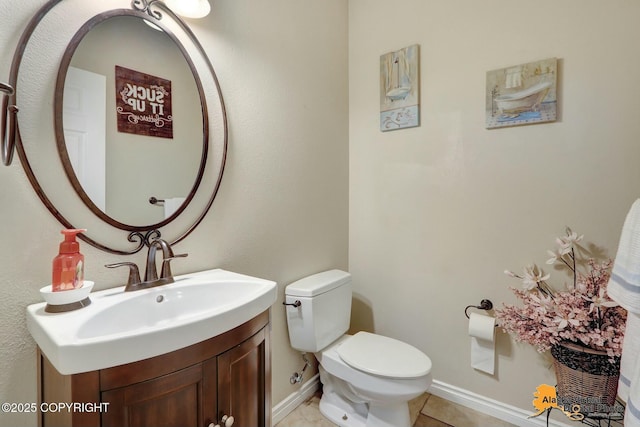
[421,395,517,427]
[409,393,431,425]
[413,413,453,427]
[276,389,519,427]
[277,391,456,427]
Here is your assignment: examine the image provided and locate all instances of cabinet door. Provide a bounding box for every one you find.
[101,361,217,427]
[217,328,269,427]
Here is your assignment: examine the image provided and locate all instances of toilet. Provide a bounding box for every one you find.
[284,270,432,427]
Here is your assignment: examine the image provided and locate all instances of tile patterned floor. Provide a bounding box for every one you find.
[420,395,516,427]
[276,391,516,427]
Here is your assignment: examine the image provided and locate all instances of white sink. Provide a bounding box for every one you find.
[26,269,277,375]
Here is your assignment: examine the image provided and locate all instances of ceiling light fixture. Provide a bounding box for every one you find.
[164,0,211,19]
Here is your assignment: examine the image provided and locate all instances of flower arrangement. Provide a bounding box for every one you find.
[495,228,627,360]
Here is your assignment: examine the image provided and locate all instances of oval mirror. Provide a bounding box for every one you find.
[56,12,207,230]
[11,0,227,254]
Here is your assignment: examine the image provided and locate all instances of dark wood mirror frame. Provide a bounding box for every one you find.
[5,0,227,255]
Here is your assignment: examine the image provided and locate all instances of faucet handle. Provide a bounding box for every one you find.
[160,253,188,279]
[105,262,141,290]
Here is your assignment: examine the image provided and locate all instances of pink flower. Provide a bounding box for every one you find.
[495,228,627,359]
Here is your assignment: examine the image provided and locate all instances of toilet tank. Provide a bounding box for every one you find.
[285,270,352,352]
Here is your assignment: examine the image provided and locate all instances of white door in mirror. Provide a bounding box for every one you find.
[63,66,106,211]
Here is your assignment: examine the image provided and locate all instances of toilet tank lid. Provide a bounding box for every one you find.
[285,269,351,297]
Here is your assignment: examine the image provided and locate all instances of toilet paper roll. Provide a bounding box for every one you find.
[468,312,496,375]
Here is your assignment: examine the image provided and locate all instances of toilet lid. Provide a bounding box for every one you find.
[337,332,432,379]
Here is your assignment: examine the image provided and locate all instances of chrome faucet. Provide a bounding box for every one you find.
[106,239,188,292]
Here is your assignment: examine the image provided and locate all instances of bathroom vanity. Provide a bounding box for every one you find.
[38,311,270,427]
[28,268,277,427]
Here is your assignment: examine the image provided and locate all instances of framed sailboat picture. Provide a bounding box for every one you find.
[486,58,558,129]
[380,44,420,131]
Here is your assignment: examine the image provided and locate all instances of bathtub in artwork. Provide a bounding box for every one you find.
[494,81,552,116]
[485,57,558,129]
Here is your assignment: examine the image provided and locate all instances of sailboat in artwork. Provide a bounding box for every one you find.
[386,56,411,101]
[380,44,419,131]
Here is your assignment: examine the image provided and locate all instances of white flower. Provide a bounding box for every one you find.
[554,312,581,330]
[584,288,619,313]
[504,270,519,278]
[530,293,554,312]
[555,237,573,255]
[522,265,550,291]
[565,230,584,245]
[557,230,583,253]
[546,248,563,264]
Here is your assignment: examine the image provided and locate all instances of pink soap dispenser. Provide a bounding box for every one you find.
[52,229,86,292]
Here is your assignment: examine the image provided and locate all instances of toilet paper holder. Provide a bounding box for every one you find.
[464,299,493,319]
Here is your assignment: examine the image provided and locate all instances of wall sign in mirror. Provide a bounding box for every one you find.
[115,65,174,139]
[4,0,227,254]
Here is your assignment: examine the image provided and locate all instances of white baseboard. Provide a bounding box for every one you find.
[272,373,321,425]
[271,376,573,427]
[429,379,572,427]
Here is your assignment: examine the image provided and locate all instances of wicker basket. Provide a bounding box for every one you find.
[550,341,620,412]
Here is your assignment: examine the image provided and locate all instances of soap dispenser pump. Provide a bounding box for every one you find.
[52,229,86,292]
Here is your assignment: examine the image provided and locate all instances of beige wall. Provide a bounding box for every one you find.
[4,0,640,424]
[0,0,347,425]
[349,0,640,414]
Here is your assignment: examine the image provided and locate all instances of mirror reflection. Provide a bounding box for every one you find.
[61,15,204,227]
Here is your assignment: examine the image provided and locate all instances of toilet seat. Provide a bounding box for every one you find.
[337,332,431,379]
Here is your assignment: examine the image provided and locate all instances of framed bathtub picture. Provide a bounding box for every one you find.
[486,57,557,129]
[380,44,420,131]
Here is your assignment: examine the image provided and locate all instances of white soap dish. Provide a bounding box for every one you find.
[40,281,94,313]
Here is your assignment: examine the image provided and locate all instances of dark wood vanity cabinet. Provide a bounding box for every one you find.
[101,361,214,427]
[37,311,271,427]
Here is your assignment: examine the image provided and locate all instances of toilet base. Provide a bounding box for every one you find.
[319,388,412,427]
[319,389,367,427]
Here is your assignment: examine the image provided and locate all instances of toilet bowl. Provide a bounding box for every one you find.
[317,333,432,427]
[284,270,432,427]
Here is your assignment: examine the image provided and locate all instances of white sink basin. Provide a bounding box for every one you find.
[26,269,277,375]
